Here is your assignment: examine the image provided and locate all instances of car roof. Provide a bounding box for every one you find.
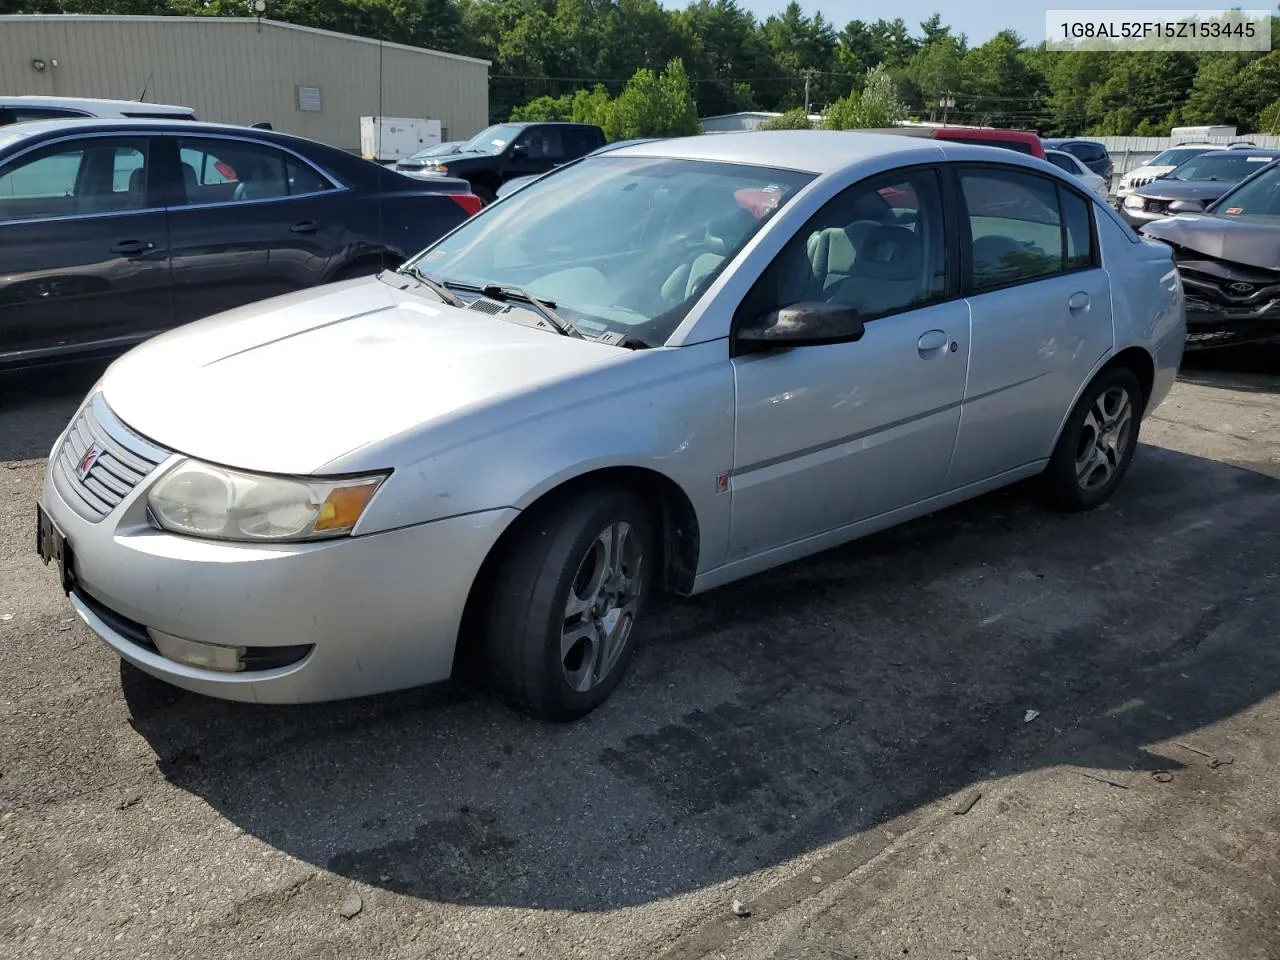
[605,131,958,174]
[1043,138,1105,147]
[0,116,303,143]
[602,130,1078,177]
[0,95,193,114]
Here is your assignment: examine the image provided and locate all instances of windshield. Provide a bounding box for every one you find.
[1150,147,1213,167]
[1165,153,1277,182]
[404,156,814,345]
[1211,162,1280,220]
[460,124,522,156]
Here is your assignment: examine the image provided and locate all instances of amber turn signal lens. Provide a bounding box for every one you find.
[314,480,382,532]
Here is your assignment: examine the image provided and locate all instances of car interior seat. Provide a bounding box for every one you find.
[826,224,926,315]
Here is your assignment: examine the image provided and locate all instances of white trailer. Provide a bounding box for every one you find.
[1170,125,1238,141]
[359,117,442,162]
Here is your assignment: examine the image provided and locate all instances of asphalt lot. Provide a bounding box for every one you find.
[2,352,1279,959]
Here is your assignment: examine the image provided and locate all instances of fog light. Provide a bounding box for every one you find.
[149,629,245,672]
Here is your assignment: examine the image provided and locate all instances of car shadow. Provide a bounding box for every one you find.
[1178,345,1280,393]
[122,440,1280,913]
[0,360,107,462]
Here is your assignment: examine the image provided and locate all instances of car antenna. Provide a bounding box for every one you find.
[136,71,153,102]
[376,26,386,274]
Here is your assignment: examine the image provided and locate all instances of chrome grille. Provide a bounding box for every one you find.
[51,396,168,522]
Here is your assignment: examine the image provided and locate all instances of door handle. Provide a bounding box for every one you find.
[1068,291,1091,314]
[917,329,949,356]
[110,239,153,255]
[290,220,318,234]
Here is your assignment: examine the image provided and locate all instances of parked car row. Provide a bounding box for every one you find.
[1139,156,1280,350]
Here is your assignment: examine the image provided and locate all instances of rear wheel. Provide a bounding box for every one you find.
[1043,366,1144,511]
[482,486,654,721]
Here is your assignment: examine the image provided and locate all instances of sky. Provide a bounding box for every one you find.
[723,0,1259,45]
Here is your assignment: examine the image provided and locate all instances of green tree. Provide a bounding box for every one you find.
[605,57,701,138]
[823,64,905,129]
[759,106,812,129]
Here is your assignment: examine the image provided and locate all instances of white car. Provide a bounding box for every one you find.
[1044,150,1109,197]
[0,95,195,126]
[1115,144,1225,200]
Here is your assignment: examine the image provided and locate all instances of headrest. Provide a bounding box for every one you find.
[855,224,922,281]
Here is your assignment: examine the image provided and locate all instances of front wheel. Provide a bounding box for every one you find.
[482,486,654,721]
[1043,366,1144,511]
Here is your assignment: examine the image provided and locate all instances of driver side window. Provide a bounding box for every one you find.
[738,169,948,326]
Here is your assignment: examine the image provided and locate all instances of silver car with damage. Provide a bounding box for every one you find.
[37,132,1186,720]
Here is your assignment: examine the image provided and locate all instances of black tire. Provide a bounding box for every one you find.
[482,486,655,722]
[1043,366,1145,511]
[470,183,497,205]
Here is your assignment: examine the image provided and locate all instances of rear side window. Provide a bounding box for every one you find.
[1068,143,1107,163]
[960,167,1095,291]
[177,137,333,204]
[10,107,90,122]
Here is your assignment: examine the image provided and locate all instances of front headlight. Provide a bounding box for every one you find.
[1123,195,1145,210]
[148,461,387,542]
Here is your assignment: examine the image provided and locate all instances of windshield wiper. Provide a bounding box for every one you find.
[399,264,463,307]
[480,283,583,339]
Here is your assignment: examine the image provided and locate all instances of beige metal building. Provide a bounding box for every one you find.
[0,15,490,151]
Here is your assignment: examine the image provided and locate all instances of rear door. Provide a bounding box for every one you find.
[944,164,1113,488]
[161,133,349,323]
[0,133,172,362]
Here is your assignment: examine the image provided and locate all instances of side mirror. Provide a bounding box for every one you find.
[736,301,866,348]
[1168,199,1205,214]
[509,142,528,160]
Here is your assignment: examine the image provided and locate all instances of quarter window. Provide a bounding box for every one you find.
[0,137,150,222]
[176,137,333,204]
[739,169,948,324]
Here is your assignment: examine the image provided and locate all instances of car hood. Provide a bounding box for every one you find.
[1134,178,1234,202]
[100,278,628,475]
[1141,214,1280,271]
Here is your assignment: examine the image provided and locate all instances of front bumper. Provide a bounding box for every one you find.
[39,399,516,703]
[1184,302,1280,350]
[1120,204,1174,228]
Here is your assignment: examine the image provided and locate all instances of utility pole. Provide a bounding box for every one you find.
[802,68,818,117]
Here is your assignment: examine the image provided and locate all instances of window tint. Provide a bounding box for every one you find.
[563,127,599,159]
[1046,153,1077,173]
[961,169,1063,289]
[742,169,947,323]
[177,138,331,204]
[0,137,149,222]
[1066,142,1106,163]
[1061,189,1094,269]
[518,127,565,161]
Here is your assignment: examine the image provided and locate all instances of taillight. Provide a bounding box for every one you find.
[449,194,483,216]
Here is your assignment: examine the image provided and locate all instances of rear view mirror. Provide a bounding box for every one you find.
[737,301,865,348]
[1168,199,1205,214]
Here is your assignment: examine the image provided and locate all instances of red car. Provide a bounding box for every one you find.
[931,127,1045,159]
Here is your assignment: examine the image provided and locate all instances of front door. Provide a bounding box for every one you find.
[0,134,172,363]
[944,165,1115,489]
[161,134,346,324]
[502,125,567,184]
[727,167,971,561]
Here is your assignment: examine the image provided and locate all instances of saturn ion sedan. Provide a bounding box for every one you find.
[37,132,1186,721]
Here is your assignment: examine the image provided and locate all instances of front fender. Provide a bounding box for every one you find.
[344,339,737,576]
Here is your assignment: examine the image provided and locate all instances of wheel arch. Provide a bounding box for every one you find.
[452,464,702,676]
[1049,344,1157,453]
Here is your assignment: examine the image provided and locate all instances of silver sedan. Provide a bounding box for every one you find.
[37,132,1186,720]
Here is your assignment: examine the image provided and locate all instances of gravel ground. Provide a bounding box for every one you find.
[2,352,1278,960]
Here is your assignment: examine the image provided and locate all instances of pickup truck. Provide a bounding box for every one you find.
[398,121,607,203]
